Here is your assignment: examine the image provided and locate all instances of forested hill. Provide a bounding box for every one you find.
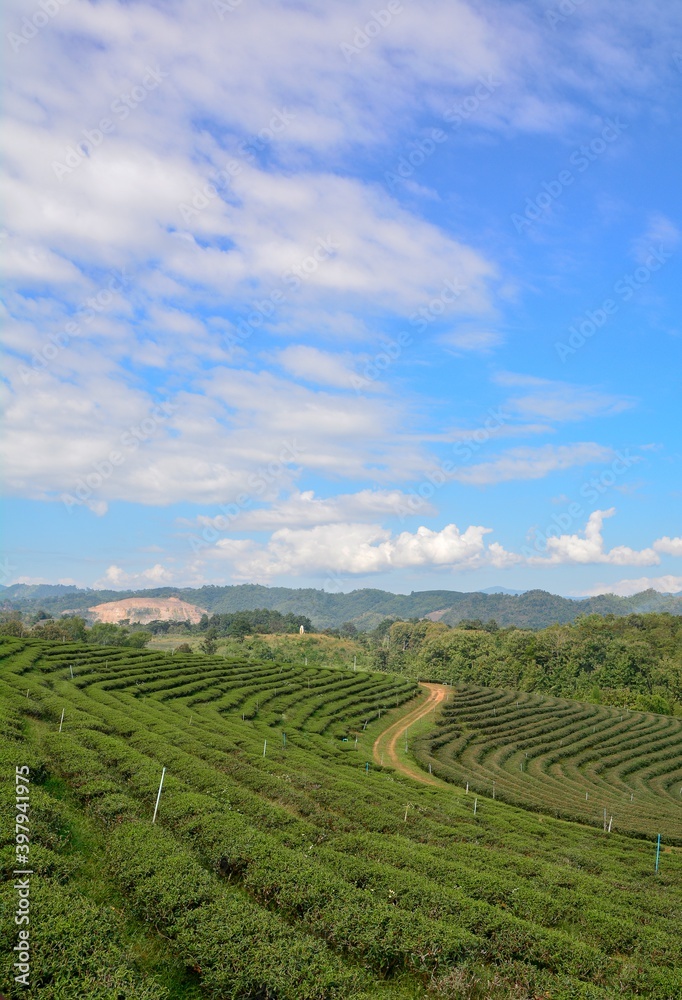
[2,582,682,630]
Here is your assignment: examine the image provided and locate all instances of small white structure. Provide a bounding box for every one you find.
[299,624,305,634]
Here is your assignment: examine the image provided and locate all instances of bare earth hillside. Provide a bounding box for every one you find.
[88,595,207,624]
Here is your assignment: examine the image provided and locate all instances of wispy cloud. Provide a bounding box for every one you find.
[581,575,682,597]
[453,443,613,485]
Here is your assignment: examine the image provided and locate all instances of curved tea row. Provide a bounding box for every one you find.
[413,685,682,840]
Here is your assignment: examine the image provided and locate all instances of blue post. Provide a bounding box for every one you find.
[365,762,369,774]
[655,833,661,873]
[282,732,286,747]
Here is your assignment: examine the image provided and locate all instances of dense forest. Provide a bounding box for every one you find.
[371,613,682,715]
[3,581,682,630]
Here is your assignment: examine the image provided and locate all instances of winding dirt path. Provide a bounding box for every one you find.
[373,682,448,786]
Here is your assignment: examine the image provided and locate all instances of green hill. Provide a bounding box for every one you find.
[3,583,682,631]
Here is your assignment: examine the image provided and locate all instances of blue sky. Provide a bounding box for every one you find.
[2,0,681,597]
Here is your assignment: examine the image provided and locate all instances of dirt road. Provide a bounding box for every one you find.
[372,682,448,786]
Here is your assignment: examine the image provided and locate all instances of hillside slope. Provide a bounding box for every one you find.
[88,596,207,624]
[2,637,681,998]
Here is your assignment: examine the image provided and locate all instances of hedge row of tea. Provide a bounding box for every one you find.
[1,637,681,999]
[412,685,682,842]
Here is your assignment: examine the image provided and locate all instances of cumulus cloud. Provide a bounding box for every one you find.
[94,563,175,588]
[210,521,520,580]
[529,508,659,566]
[653,536,682,557]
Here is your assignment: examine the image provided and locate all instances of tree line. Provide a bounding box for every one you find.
[369,613,682,715]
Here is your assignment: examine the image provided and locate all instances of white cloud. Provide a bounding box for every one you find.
[210,521,519,580]
[653,536,682,557]
[273,346,360,389]
[631,212,680,265]
[454,442,613,485]
[0,366,431,506]
[196,488,435,533]
[94,563,175,589]
[529,508,659,566]
[581,575,682,597]
[495,374,634,423]
[439,329,504,353]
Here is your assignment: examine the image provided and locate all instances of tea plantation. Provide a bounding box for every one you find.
[1,637,681,999]
[413,685,682,842]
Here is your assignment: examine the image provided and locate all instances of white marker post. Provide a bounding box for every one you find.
[58,709,65,733]
[263,740,267,757]
[152,767,166,824]
[70,665,74,679]
[474,797,478,815]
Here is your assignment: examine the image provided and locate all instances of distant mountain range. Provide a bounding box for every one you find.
[478,586,528,596]
[2,582,682,631]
